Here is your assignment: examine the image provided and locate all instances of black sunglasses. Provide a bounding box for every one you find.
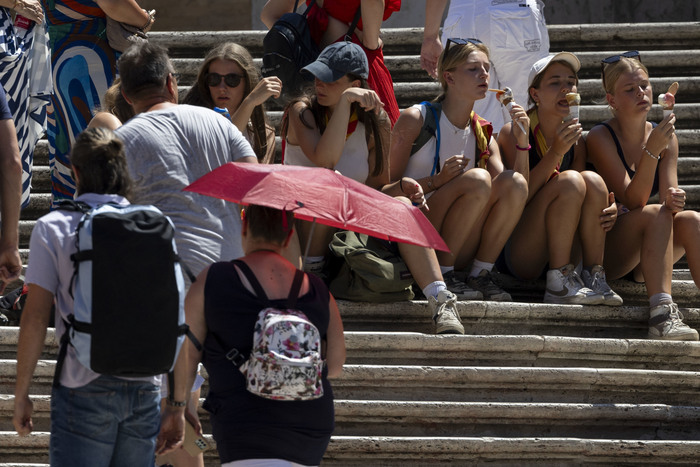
[443,37,483,64]
[205,72,244,88]
[601,51,641,88]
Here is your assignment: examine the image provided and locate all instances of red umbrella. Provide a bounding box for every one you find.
[184,162,449,252]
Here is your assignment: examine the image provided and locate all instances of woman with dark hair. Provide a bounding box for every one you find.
[498,52,620,306]
[157,204,346,465]
[586,52,698,340]
[183,42,280,163]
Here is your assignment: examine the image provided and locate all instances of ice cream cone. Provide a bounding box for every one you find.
[564,92,580,122]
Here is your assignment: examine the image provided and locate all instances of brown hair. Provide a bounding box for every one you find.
[245,205,294,245]
[527,59,580,109]
[70,127,132,198]
[280,74,389,178]
[182,42,272,163]
[102,78,135,124]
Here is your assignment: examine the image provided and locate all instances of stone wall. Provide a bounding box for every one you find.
[148,0,699,32]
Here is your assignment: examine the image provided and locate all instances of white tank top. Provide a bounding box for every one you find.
[283,121,369,183]
[403,103,477,182]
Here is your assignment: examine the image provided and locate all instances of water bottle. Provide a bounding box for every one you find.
[213,107,230,120]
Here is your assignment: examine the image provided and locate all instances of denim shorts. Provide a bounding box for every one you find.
[50,375,160,467]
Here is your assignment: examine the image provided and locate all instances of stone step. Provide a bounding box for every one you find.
[2,395,698,440]
[3,359,699,404]
[2,432,699,465]
[148,22,700,58]
[2,327,699,369]
[169,49,700,85]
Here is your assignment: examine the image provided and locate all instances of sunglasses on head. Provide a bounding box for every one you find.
[205,72,244,88]
[443,37,483,63]
[601,51,641,88]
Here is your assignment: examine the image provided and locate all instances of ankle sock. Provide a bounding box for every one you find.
[649,293,673,309]
[423,281,446,299]
[469,259,494,278]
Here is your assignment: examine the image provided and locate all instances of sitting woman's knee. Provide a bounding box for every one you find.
[555,170,586,198]
[580,170,608,197]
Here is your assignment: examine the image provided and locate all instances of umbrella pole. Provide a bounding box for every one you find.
[301,218,317,271]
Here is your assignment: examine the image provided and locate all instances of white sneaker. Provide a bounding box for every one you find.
[429,290,464,335]
[582,265,623,306]
[648,303,699,341]
[544,264,604,305]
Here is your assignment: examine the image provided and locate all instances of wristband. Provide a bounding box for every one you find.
[165,397,186,408]
[515,143,531,151]
[642,145,660,160]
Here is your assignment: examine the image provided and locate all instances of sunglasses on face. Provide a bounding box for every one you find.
[443,37,483,64]
[205,72,244,88]
[601,51,641,88]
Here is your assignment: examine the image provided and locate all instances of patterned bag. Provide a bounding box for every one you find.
[228,260,324,401]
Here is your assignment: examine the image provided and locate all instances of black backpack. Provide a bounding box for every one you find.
[261,0,320,102]
[52,201,199,386]
[261,0,362,102]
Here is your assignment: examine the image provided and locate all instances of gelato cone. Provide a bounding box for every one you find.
[490,87,525,133]
[564,92,580,121]
[658,82,678,118]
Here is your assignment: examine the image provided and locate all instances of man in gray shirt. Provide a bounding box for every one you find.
[115,42,258,279]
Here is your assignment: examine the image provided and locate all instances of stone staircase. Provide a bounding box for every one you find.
[1,21,700,465]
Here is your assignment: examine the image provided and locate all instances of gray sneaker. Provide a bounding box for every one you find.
[443,270,483,300]
[544,264,604,305]
[582,265,623,306]
[429,290,465,335]
[466,269,512,301]
[648,303,699,341]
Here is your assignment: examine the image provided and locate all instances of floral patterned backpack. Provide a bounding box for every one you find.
[226,260,324,401]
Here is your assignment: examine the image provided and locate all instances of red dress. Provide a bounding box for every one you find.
[306,0,401,125]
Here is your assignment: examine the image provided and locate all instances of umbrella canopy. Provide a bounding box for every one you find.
[184,162,449,252]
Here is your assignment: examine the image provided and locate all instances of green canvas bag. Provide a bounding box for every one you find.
[328,231,415,302]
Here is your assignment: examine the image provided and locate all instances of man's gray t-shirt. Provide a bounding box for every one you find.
[116,105,256,277]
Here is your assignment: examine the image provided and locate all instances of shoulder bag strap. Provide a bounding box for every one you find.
[286,269,306,309]
[344,5,362,41]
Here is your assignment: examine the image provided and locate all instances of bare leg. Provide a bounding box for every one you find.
[455,170,528,269]
[672,210,700,289]
[604,204,674,297]
[508,171,585,279]
[578,171,608,267]
[426,168,491,267]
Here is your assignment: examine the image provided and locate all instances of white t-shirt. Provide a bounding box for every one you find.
[116,105,256,279]
[404,103,477,184]
[26,193,161,388]
[283,121,369,183]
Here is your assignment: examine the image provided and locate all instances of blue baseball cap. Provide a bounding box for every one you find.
[301,41,369,83]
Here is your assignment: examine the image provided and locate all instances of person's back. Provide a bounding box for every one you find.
[114,42,258,275]
[116,104,255,273]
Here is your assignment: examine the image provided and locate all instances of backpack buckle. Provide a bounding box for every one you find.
[225,348,247,367]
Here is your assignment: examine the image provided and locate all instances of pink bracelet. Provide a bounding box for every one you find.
[516,143,531,151]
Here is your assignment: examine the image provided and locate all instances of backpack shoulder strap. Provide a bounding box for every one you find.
[52,315,74,387]
[232,259,271,308]
[286,269,306,309]
[410,101,442,160]
[55,199,91,214]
